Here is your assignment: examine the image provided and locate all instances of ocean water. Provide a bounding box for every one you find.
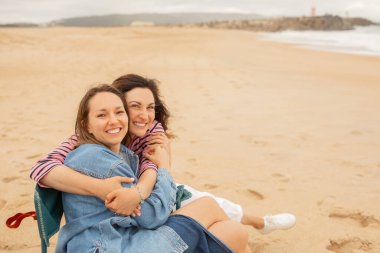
[259,25,380,57]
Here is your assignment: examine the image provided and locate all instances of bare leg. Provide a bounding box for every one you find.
[173,196,249,253]
[173,196,228,228]
[244,245,253,253]
[241,212,265,229]
[208,220,249,253]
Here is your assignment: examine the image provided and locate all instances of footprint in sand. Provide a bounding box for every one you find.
[19,168,30,173]
[272,173,291,183]
[350,130,362,136]
[0,199,6,209]
[0,243,30,250]
[327,237,372,253]
[239,135,269,147]
[340,160,367,170]
[248,241,268,253]
[184,172,195,179]
[298,133,311,141]
[247,189,264,200]
[204,184,218,190]
[187,158,197,165]
[252,140,269,147]
[25,153,42,160]
[213,127,227,132]
[328,208,380,227]
[2,176,21,183]
[317,195,336,207]
[231,82,242,89]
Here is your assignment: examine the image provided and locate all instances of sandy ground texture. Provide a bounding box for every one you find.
[0,27,380,253]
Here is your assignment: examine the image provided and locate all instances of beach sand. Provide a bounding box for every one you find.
[0,27,379,253]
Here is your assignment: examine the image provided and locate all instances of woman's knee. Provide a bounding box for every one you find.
[209,220,248,253]
[228,221,248,253]
[196,196,219,208]
[173,196,227,228]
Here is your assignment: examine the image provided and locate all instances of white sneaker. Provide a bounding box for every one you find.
[258,213,296,234]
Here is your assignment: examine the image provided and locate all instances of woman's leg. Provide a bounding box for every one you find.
[173,196,228,228]
[179,184,296,233]
[173,196,249,253]
[208,220,251,253]
[241,212,265,228]
[179,184,244,222]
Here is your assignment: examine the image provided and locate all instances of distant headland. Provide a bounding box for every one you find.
[0,13,376,31]
[190,15,375,32]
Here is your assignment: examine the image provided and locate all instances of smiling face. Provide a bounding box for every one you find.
[87,92,129,153]
[125,88,155,138]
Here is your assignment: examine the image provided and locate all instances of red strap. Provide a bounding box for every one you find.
[6,211,37,228]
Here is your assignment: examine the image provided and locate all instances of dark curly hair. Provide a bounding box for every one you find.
[112,74,173,139]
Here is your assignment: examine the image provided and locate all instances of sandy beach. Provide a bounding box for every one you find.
[1,26,379,253]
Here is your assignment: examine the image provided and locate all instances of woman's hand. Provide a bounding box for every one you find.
[105,187,141,216]
[97,176,135,200]
[143,145,171,169]
[147,133,172,166]
[147,133,171,151]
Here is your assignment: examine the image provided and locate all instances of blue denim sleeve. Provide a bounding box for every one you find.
[133,169,176,229]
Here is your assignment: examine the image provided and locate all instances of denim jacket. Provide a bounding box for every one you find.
[55,144,187,253]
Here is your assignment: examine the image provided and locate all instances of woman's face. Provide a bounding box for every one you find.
[87,92,128,153]
[125,88,155,137]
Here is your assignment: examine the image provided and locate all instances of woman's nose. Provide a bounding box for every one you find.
[109,114,118,124]
[138,109,149,119]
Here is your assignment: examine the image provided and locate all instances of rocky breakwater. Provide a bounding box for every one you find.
[193,15,374,32]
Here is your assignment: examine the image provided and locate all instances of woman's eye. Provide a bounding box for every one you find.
[147,106,155,110]
[97,114,105,118]
[117,110,125,115]
[130,104,140,109]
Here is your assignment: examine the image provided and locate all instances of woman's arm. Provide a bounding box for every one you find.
[104,122,172,214]
[106,146,175,228]
[134,168,176,229]
[30,135,78,184]
[30,135,134,200]
[133,146,174,228]
[105,169,157,216]
[105,145,169,215]
[42,165,134,200]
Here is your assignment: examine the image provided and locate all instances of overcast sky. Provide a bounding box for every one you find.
[1,0,379,23]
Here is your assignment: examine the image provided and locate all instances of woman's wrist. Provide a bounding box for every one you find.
[90,178,110,200]
[132,184,145,204]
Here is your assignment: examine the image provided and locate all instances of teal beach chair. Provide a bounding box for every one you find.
[34,185,63,253]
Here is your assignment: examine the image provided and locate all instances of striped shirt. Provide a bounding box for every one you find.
[29,120,164,186]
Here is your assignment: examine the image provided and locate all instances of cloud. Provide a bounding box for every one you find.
[346,1,367,10]
[0,0,379,23]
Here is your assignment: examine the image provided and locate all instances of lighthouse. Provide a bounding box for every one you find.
[310,6,316,16]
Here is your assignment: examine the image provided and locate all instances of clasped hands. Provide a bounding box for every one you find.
[105,183,142,217]
[103,133,171,216]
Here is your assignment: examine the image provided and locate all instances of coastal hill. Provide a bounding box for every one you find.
[191,15,375,32]
[48,13,262,27]
[1,13,375,31]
